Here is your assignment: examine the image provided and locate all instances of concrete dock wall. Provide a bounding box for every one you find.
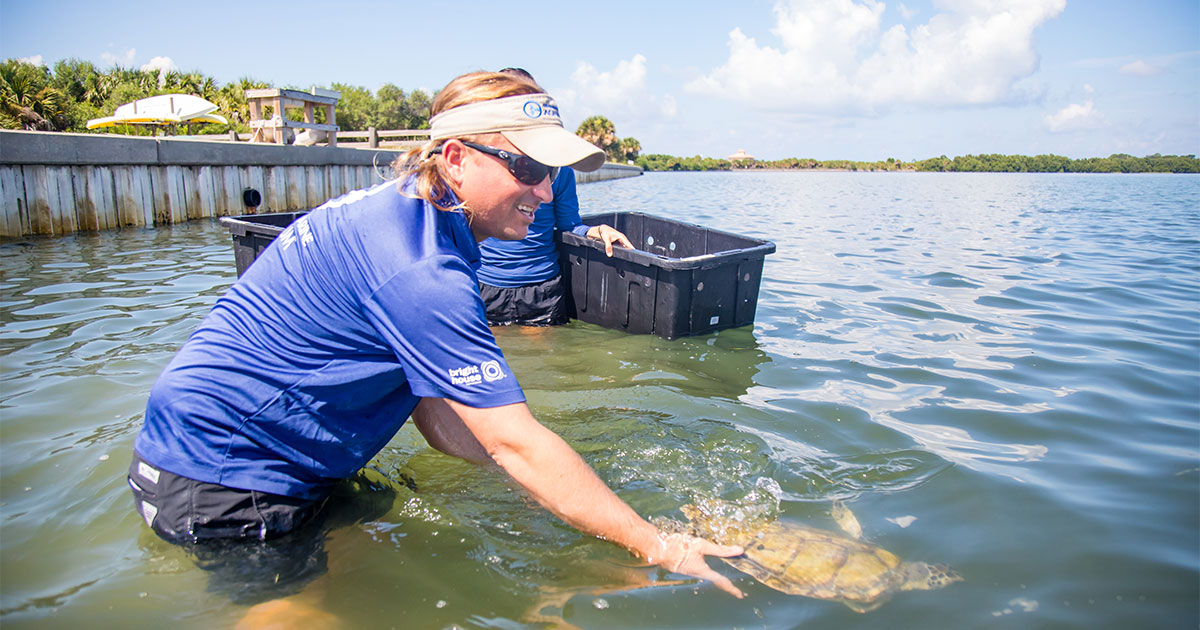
[0,130,642,238]
[575,162,642,183]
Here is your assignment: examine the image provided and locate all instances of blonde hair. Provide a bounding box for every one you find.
[394,71,541,210]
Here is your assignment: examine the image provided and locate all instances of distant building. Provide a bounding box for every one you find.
[727,149,755,162]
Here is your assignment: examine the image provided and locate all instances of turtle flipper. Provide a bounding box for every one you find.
[831,500,863,539]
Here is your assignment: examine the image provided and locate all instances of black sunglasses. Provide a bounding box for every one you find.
[457,141,559,186]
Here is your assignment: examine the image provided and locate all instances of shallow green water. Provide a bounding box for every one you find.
[1,172,1197,629]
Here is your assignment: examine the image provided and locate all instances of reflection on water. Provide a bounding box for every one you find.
[2,174,1198,629]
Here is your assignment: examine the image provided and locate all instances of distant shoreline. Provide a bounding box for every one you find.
[634,153,1199,174]
[648,168,1199,174]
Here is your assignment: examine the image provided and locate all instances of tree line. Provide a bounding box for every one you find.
[0,57,435,136]
[0,57,644,160]
[0,58,645,158]
[637,153,1199,174]
[3,57,1192,173]
[1,58,264,133]
[909,153,1199,173]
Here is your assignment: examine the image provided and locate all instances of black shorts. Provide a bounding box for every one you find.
[128,451,394,605]
[480,274,569,327]
[128,450,330,543]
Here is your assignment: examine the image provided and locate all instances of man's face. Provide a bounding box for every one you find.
[450,135,554,242]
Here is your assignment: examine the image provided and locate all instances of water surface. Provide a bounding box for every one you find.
[2,172,1197,628]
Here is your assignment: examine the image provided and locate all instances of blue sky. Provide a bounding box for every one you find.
[2,0,1196,161]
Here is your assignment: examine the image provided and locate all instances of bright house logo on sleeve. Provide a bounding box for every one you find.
[449,361,507,386]
[480,360,505,382]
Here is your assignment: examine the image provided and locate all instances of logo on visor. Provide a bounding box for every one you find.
[523,101,543,119]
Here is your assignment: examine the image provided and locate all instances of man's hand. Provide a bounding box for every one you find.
[586,224,634,257]
[644,531,746,598]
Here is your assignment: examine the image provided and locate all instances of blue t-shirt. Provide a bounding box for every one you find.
[476,167,590,287]
[135,180,526,499]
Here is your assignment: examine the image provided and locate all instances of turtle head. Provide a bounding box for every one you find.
[900,562,963,591]
[679,503,702,522]
[679,503,716,538]
[679,501,763,546]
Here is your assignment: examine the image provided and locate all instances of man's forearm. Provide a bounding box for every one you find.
[444,399,660,557]
[431,398,746,597]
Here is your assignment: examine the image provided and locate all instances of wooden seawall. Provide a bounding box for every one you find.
[0,130,642,238]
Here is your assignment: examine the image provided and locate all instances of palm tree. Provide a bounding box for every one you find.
[82,72,108,106]
[620,137,642,162]
[0,60,66,130]
[50,58,97,103]
[198,77,218,101]
[163,70,204,96]
[576,115,617,150]
[212,78,267,128]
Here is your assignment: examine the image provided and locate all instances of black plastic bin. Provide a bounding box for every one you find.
[221,210,776,340]
[220,211,308,277]
[558,212,775,340]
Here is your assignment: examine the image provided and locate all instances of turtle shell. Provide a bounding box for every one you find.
[681,503,960,613]
[727,520,905,612]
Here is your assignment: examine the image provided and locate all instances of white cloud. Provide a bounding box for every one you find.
[18,55,44,66]
[141,56,177,74]
[556,54,677,131]
[101,48,137,67]
[1119,60,1161,76]
[1044,99,1103,132]
[686,0,1066,114]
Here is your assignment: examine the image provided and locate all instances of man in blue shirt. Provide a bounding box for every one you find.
[128,72,743,612]
[478,67,632,327]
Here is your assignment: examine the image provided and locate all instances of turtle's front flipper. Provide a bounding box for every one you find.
[831,501,863,539]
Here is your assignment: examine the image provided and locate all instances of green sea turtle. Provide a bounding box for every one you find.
[681,500,961,613]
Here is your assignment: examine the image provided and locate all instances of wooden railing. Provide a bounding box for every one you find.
[175,128,430,149]
[336,128,430,149]
[245,88,341,145]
